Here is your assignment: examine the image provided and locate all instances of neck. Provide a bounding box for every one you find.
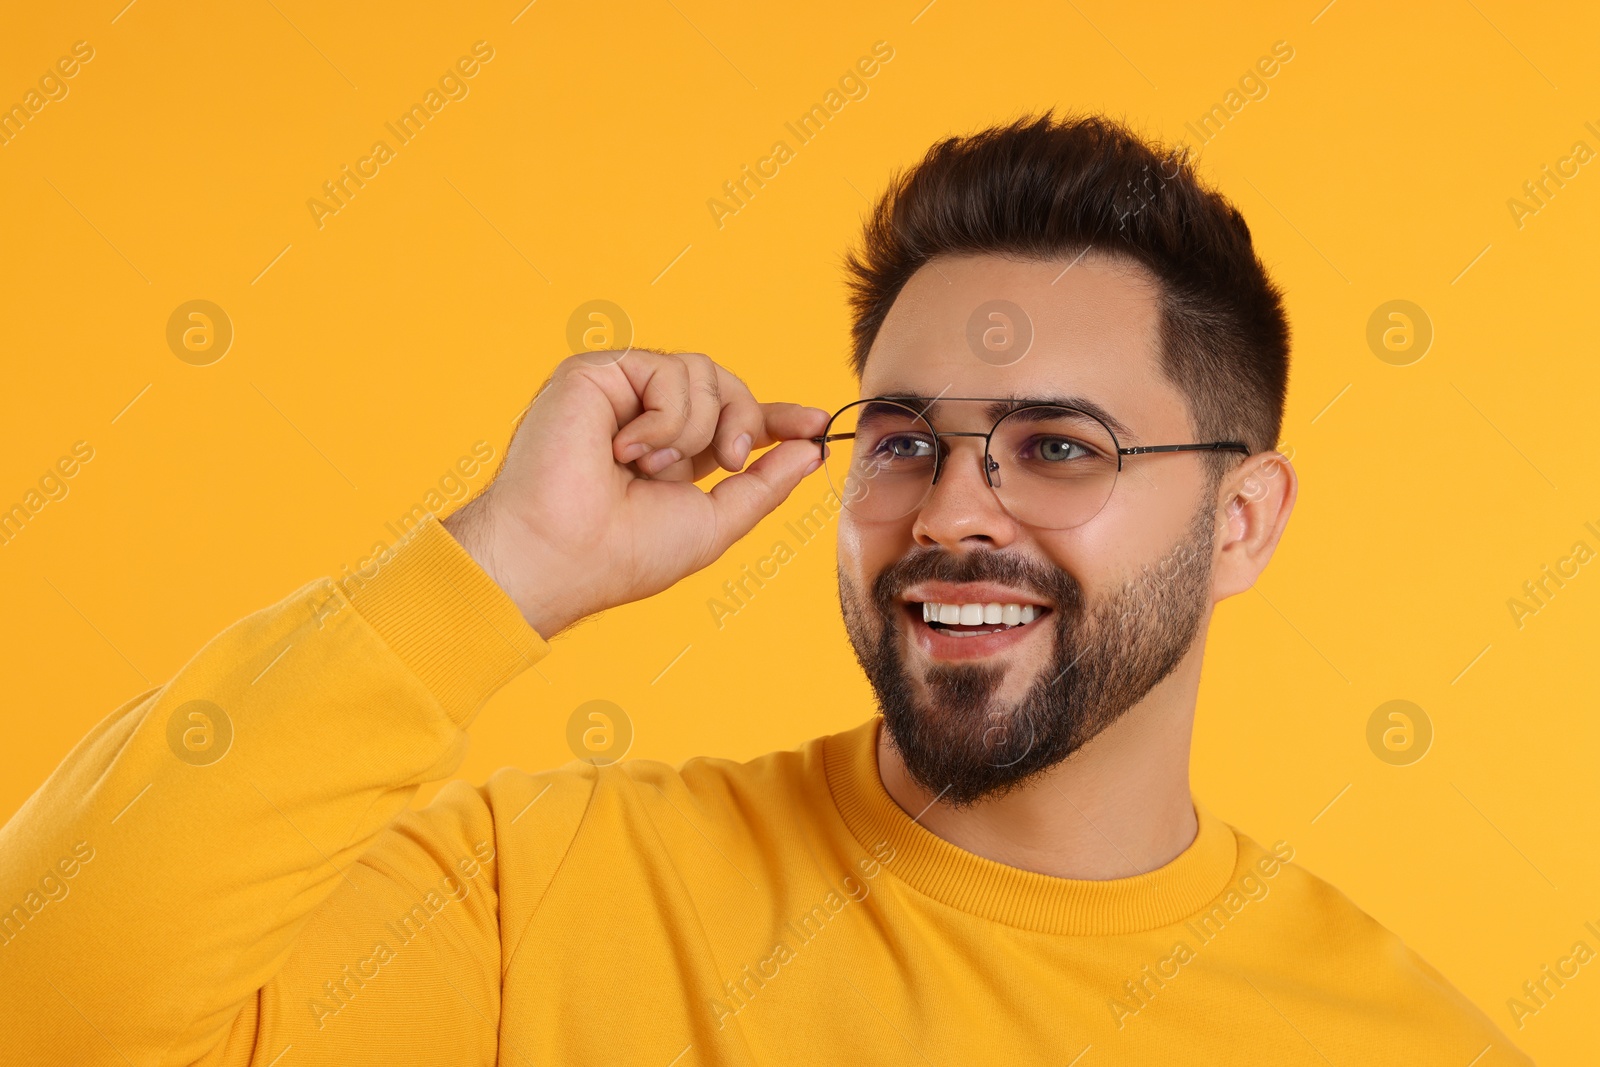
[876,646,1203,881]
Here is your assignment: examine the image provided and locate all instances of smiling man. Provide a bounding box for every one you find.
[1,114,1531,1065]
[835,252,1247,856]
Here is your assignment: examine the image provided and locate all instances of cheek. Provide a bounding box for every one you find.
[1032,523,1150,622]
[838,513,918,615]
[1089,468,1203,565]
[1028,531,1095,604]
[837,513,907,581]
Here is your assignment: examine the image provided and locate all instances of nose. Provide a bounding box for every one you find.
[911,435,1021,550]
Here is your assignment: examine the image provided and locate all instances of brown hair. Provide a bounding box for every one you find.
[843,112,1290,464]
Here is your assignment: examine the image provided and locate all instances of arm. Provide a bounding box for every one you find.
[0,349,827,1065]
[0,516,544,1065]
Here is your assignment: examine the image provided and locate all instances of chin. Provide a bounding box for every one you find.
[837,509,1215,807]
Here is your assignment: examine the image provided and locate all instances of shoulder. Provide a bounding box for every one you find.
[470,720,859,846]
[1221,825,1535,1065]
[618,727,835,807]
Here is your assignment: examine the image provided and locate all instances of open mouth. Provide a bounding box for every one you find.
[907,600,1052,638]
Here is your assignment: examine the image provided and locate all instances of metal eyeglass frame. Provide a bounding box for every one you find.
[811,396,1251,491]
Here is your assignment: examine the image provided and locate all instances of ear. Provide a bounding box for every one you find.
[1211,450,1297,601]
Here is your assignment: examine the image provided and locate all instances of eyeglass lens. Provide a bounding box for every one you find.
[820,399,1120,530]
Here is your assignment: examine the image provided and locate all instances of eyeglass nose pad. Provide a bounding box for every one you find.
[984,455,1002,488]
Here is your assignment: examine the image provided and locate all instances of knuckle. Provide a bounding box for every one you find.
[649,358,689,412]
[696,370,722,407]
[661,400,692,435]
[665,353,692,390]
[676,409,713,446]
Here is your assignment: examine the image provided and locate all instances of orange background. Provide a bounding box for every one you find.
[2,1,1596,1060]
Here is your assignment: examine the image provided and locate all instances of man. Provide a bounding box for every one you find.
[0,113,1530,1065]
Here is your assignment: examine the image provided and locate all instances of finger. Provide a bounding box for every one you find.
[751,402,832,448]
[642,447,718,482]
[646,352,721,471]
[611,354,692,467]
[703,439,825,557]
[681,396,827,481]
[707,365,764,473]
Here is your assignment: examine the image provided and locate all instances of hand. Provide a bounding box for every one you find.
[443,350,830,638]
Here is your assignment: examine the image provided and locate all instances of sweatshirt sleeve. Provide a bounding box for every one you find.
[0,515,551,1066]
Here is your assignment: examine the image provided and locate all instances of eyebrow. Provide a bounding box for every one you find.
[875,391,1140,442]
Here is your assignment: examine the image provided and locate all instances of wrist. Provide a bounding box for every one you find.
[442,498,573,639]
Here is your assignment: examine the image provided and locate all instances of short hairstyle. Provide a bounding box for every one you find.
[843,112,1290,464]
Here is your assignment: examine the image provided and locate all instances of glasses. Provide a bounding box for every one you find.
[812,397,1250,530]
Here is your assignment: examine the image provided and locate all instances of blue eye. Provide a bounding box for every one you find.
[1032,437,1091,462]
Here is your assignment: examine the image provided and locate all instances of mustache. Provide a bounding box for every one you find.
[870,547,1084,620]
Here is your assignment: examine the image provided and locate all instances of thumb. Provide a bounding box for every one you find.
[705,439,823,555]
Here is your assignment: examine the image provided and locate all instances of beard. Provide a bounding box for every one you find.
[838,504,1216,809]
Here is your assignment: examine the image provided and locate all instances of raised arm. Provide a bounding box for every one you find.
[0,350,828,1065]
[0,515,546,1064]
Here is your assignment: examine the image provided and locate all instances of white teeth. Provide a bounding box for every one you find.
[916,601,1044,629]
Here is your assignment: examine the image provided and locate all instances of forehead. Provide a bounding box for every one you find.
[860,252,1188,437]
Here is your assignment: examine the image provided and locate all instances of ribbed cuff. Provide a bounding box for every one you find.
[346,514,549,727]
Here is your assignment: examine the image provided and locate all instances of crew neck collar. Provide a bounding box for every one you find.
[824,717,1238,935]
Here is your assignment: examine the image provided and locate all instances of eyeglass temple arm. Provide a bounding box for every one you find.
[811,436,1250,454]
[1118,442,1251,456]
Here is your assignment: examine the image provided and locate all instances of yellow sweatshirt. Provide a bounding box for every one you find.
[0,515,1533,1066]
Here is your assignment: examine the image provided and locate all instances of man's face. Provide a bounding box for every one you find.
[836,253,1221,807]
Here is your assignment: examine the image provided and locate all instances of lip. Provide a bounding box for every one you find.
[900,601,1053,662]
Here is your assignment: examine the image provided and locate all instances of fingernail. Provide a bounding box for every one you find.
[641,447,681,473]
[804,456,822,475]
[620,442,650,462]
[732,433,753,468]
